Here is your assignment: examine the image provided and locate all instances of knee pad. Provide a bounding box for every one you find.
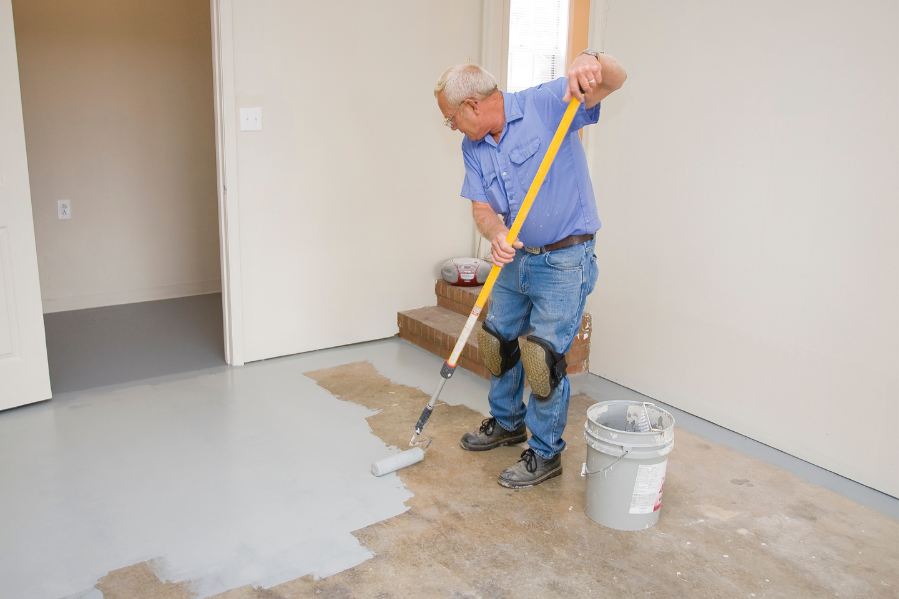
[521,336,568,401]
[477,323,521,378]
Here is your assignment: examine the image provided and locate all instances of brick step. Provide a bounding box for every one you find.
[398,305,489,379]
[435,279,490,321]
[398,304,591,381]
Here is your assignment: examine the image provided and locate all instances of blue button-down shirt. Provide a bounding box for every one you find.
[459,77,601,248]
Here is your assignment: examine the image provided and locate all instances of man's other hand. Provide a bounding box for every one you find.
[563,52,626,108]
[472,201,522,266]
[563,53,602,104]
[491,232,523,266]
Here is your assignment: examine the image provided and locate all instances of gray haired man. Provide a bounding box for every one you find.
[435,52,626,488]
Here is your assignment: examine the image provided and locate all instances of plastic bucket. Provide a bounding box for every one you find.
[582,401,675,530]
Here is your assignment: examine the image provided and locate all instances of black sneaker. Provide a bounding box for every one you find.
[498,448,562,488]
[460,417,527,451]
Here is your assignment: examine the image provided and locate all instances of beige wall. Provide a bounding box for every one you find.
[586,0,898,496]
[13,0,221,313]
[228,0,481,362]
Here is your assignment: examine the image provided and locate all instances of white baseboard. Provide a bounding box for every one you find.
[41,279,223,313]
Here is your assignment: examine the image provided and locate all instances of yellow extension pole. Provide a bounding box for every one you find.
[411,97,582,445]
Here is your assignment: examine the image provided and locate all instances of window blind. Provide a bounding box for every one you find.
[507,0,570,93]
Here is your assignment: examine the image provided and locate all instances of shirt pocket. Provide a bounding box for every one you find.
[510,137,542,195]
[481,167,507,212]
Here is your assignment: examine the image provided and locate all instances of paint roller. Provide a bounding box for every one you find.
[371,97,582,477]
[371,447,425,476]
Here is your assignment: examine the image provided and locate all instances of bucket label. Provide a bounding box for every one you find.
[629,459,667,515]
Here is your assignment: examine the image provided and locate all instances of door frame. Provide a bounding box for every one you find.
[475,0,511,260]
[209,0,244,366]
[0,0,52,408]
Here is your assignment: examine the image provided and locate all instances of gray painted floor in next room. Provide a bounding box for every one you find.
[0,293,891,598]
[43,293,227,394]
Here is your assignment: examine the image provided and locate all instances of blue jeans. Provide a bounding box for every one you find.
[484,239,598,459]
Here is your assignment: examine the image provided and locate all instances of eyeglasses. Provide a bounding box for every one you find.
[443,99,474,128]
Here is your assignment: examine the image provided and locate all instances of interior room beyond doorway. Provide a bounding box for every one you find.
[12,0,222,388]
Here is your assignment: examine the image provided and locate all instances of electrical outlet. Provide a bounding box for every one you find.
[58,199,72,220]
[239,107,263,131]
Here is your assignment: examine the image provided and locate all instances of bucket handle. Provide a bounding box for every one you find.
[581,450,629,477]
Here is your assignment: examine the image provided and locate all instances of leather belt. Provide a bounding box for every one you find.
[523,233,594,255]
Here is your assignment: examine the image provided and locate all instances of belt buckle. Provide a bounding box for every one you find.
[523,246,542,255]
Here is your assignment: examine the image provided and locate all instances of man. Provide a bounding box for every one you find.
[435,51,627,488]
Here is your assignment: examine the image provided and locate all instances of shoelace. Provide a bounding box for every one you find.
[519,448,538,472]
[478,417,497,435]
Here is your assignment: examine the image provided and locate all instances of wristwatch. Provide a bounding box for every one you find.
[580,49,603,61]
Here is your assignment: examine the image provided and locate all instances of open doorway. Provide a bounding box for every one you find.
[11,0,226,393]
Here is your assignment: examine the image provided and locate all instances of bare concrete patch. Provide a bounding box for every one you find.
[95,562,191,599]
[267,361,895,598]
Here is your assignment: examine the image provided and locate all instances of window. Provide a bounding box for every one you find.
[506,0,570,92]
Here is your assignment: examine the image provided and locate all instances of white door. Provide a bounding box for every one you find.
[0,0,52,410]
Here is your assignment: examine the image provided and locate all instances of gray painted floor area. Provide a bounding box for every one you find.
[43,293,227,394]
[3,296,892,598]
[1,340,441,599]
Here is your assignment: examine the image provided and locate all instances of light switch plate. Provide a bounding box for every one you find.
[58,199,72,220]
[240,107,263,131]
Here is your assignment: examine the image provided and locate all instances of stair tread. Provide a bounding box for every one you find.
[434,280,590,334]
[435,280,490,318]
[436,279,484,295]
[398,304,590,380]
[400,305,590,343]
[399,305,481,347]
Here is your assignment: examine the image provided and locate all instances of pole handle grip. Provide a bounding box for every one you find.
[414,404,433,435]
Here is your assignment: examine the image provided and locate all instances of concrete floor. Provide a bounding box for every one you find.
[1,296,895,598]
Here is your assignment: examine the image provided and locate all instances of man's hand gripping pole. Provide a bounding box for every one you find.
[410,97,581,448]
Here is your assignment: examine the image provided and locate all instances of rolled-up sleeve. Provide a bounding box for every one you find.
[533,77,600,133]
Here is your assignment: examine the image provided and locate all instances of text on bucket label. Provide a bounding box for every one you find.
[629,459,667,515]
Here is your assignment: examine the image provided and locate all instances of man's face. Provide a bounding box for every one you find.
[437,91,482,141]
